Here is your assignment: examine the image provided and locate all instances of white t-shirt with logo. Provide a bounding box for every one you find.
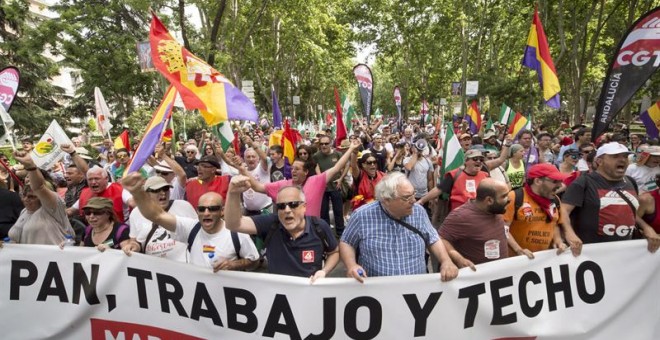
[243,164,272,211]
[626,163,660,194]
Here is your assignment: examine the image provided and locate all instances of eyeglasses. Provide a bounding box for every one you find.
[186,151,196,154]
[568,154,579,160]
[116,154,129,159]
[469,157,485,162]
[396,194,415,202]
[364,160,377,165]
[276,201,305,210]
[319,142,330,146]
[83,209,106,216]
[147,187,169,194]
[581,150,593,154]
[197,205,222,212]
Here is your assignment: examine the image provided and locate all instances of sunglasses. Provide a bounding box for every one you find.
[469,157,485,162]
[116,154,129,159]
[581,150,593,154]
[364,160,377,165]
[197,205,222,212]
[186,151,196,154]
[83,209,106,216]
[298,152,308,155]
[155,170,172,176]
[319,142,330,146]
[276,201,305,210]
[569,154,579,160]
[147,187,169,194]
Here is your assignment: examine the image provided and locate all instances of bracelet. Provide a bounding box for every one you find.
[24,166,38,171]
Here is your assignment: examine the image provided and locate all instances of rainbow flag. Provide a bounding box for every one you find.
[522,8,560,109]
[640,101,660,139]
[202,245,215,253]
[149,13,257,126]
[124,86,177,175]
[464,100,482,134]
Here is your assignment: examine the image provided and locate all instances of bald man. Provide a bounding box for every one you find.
[121,173,258,271]
[438,178,511,269]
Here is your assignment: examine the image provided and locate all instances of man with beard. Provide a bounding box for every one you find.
[438,179,510,268]
[503,164,570,259]
[561,142,660,256]
[185,155,230,210]
[121,173,259,271]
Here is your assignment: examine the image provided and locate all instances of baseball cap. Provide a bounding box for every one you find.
[144,176,172,191]
[595,142,632,158]
[464,149,483,159]
[84,197,114,210]
[459,133,472,140]
[198,155,221,168]
[646,145,660,156]
[483,130,496,139]
[527,163,570,181]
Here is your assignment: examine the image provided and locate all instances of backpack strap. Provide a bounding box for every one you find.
[441,168,463,200]
[141,200,175,253]
[84,225,93,242]
[309,216,330,258]
[513,187,524,220]
[231,232,241,259]
[113,223,129,249]
[260,219,281,258]
[187,222,202,252]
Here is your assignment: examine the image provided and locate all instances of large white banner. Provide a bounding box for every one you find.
[1,241,659,339]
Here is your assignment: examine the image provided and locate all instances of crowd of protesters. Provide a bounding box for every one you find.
[0,115,658,284]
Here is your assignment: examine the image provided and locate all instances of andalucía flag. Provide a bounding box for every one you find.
[441,123,464,177]
[211,121,234,152]
[499,103,515,126]
[342,94,355,132]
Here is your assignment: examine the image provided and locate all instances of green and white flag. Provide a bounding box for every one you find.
[211,121,234,152]
[499,103,515,125]
[485,117,494,131]
[442,123,464,177]
[342,94,355,132]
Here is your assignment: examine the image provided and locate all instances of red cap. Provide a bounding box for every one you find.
[527,163,570,181]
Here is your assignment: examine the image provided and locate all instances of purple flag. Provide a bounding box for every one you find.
[272,86,282,129]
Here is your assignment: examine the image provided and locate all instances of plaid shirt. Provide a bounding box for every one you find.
[341,201,439,277]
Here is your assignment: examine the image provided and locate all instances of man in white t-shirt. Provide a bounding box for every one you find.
[124,176,197,262]
[240,137,273,215]
[121,173,259,271]
[626,145,660,194]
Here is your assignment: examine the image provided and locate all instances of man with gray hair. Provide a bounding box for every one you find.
[67,166,135,223]
[340,172,459,282]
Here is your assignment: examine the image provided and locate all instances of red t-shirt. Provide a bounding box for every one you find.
[185,175,230,209]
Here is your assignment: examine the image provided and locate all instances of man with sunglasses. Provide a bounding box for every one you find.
[313,135,349,235]
[185,155,230,210]
[124,176,197,261]
[175,145,199,179]
[340,172,458,282]
[122,173,259,271]
[224,176,339,281]
[503,164,570,259]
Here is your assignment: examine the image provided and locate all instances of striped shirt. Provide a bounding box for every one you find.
[341,201,439,276]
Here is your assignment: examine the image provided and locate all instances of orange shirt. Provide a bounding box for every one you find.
[503,190,561,254]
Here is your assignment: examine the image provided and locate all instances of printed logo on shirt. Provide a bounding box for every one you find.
[465,179,476,193]
[302,250,315,263]
[484,240,500,259]
[597,189,638,237]
[521,202,533,219]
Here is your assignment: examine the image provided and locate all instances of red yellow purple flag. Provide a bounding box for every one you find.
[522,8,561,109]
[149,13,258,126]
[465,100,482,134]
[124,86,177,175]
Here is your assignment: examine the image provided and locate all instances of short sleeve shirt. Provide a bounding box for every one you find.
[251,214,338,277]
[264,173,327,217]
[502,189,561,253]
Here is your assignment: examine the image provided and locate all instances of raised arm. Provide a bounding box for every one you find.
[224,175,259,234]
[485,138,512,170]
[13,151,60,209]
[324,140,360,183]
[121,173,178,232]
[61,143,89,175]
[243,135,269,172]
[155,144,187,187]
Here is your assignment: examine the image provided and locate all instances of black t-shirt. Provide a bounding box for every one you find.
[250,214,338,277]
[175,156,198,179]
[562,172,638,244]
[0,188,23,239]
[83,223,130,249]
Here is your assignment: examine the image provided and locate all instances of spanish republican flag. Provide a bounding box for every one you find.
[640,101,660,139]
[522,8,561,109]
[465,100,482,134]
[149,13,258,126]
[508,112,529,138]
[124,86,177,175]
[114,130,130,151]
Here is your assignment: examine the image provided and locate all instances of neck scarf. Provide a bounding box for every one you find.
[523,183,554,220]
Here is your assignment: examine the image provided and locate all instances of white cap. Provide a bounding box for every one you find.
[596,142,632,158]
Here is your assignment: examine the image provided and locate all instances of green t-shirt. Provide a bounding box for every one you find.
[313,151,342,191]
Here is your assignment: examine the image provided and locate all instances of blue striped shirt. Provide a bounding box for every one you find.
[341,201,439,276]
